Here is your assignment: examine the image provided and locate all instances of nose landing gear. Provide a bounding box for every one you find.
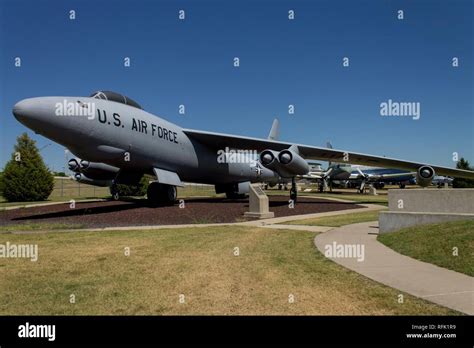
[290,177,297,203]
[110,183,120,201]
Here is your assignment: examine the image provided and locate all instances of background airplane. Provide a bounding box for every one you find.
[431,175,454,188]
[302,142,416,193]
[13,90,474,205]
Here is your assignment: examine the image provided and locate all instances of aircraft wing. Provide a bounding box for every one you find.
[367,172,416,180]
[300,173,324,180]
[183,129,474,179]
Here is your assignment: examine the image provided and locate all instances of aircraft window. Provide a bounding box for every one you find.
[90,91,107,100]
[89,90,143,109]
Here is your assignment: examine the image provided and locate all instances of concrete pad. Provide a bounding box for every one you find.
[379,211,474,233]
[314,221,474,314]
[380,189,474,233]
[387,188,474,213]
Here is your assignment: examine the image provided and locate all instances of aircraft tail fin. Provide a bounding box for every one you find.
[268,118,280,141]
[327,141,333,166]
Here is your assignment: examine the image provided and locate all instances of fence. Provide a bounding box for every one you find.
[52,178,216,199]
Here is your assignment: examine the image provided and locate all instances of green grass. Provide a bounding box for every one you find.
[0,226,457,315]
[378,220,474,276]
[307,193,388,205]
[284,210,385,227]
[177,185,220,198]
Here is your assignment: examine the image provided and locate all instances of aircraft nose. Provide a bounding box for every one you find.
[13,98,36,123]
[12,97,56,131]
[12,96,81,146]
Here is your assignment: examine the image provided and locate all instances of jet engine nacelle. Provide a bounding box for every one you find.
[260,150,280,170]
[74,173,112,187]
[277,149,310,176]
[260,149,309,177]
[68,158,80,172]
[416,165,435,187]
[68,158,119,180]
[79,160,119,180]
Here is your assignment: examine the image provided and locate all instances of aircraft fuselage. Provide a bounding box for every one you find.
[13,96,278,185]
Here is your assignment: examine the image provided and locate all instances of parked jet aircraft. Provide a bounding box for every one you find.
[302,142,416,192]
[344,167,416,190]
[431,175,454,187]
[12,91,474,205]
[304,164,415,193]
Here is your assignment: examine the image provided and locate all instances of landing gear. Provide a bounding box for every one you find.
[399,183,406,189]
[290,177,297,202]
[319,179,329,193]
[110,184,120,201]
[147,182,177,206]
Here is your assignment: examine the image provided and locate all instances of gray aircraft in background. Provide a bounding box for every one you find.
[303,142,417,193]
[12,90,474,205]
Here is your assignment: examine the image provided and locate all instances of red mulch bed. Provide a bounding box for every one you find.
[0,196,362,229]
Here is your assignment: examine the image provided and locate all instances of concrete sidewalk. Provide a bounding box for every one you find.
[239,204,385,226]
[314,221,474,314]
[1,198,107,211]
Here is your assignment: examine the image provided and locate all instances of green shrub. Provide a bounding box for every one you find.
[116,175,150,196]
[2,133,54,202]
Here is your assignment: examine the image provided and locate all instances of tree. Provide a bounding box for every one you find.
[2,133,54,201]
[453,158,474,188]
[0,171,4,196]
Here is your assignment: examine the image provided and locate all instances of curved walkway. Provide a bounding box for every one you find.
[314,221,474,314]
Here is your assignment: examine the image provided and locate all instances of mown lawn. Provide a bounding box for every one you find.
[0,226,456,315]
[378,220,474,276]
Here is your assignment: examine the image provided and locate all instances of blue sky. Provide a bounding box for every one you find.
[1,0,472,172]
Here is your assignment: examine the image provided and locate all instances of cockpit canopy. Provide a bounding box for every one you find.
[90,90,142,110]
